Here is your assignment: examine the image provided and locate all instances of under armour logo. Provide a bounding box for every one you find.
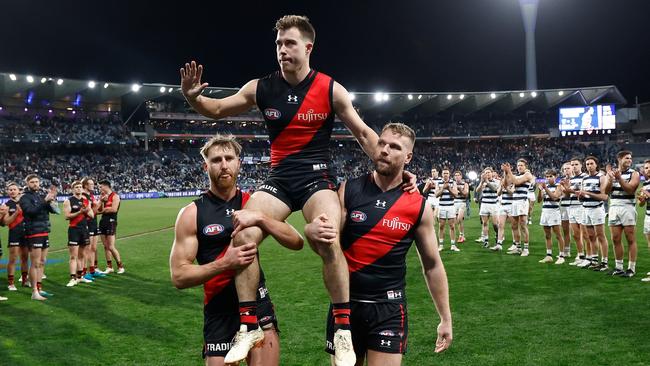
[287,95,298,103]
[375,200,387,209]
[380,340,392,347]
[225,209,235,217]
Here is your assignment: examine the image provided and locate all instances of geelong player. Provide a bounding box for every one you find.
[604,151,640,277]
[562,158,588,266]
[170,134,304,366]
[638,160,650,282]
[180,15,414,364]
[19,174,58,300]
[419,168,442,228]
[436,168,460,252]
[575,157,609,271]
[453,171,469,244]
[502,160,535,256]
[97,180,124,274]
[306,123,452,365]
[537,170,566,264]
[476,168,501,248]
[559,162,573,258]
[2,182,29,291]
[63,181,94,287]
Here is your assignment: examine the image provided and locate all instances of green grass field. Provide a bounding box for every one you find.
[1,197,649,365]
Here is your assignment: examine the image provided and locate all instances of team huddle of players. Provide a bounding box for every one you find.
[422,151,650,281]
[0,176,125,301]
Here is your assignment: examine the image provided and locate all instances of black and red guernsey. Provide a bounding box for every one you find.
[6,199,24,231]
[257,70,335,175]
[102,192,119,221]
[194,190,267,314]
[342,174,426,303]
[68,196,90,228]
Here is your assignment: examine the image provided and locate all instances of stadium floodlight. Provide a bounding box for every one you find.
[519,92,525,98]
[349,93,356,101]
[418,94,422,100]
[531,91,537,98]
[131,84,141,92]
[40,77,47,83]
[447,94,452,100]
[459,94,465,100]
[104,83,109,88]
[468,171,478,181]
[160,86,167,93]
[88,81,96,89]
[26,75,34,83]
[9,74,17,81]
[374,92,383,102]
[383,93,389,101]
[558,90,564,96]
[57,78,64,85]
[0,106,3,111]
[490,93,496,99]
[24,107,28,112]
[407,94,413,100]
[168,87,173,93]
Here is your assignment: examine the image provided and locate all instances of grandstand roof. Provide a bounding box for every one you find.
[0,72,627,115]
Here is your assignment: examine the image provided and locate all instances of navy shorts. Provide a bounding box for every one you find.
[326,302,408,356]
[8,229,28,248]
[27,235,50,249]
[98,218,117,236]
[202,285,278,358]
[87,218,99,237]
[257,167,337,212]
[68,226,90,246]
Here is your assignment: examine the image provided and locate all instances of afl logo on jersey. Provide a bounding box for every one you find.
[264,108,281,120]
[203,224,225,236]
[350,210,367,222]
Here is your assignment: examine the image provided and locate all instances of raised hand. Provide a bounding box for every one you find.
[180,60,209,102]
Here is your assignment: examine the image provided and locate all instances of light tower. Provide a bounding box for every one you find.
[519,0,539,90]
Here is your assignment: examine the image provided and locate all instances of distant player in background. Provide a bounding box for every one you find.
[419,168,441,228]
[638,160,650,282]
[527,172,536,225]
[436,168,460,252]
[82,177,105,280]
[2,182,29,292]
[537,170,566,264]
[97,180,124,274]
[453,171,469,244]
[502,159,535,256]
[476,167,501,248]
[63,181,94,287]
[559,162,573,258]
[562,158,589,266]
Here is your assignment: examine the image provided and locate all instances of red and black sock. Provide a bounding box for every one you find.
[90,266,96,274]
[107,260,113,269]
[238,301,259,331]
[37,282,42,291]
[117,261,123,268]
[21,271,28,282]
[94,259,98,267]
[82,267,87,276]
[71,274,77,280]
[332,302,351,331]
[76,271,82,279]
[8,275,14,286]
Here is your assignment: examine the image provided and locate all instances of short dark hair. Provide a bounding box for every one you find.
[570,157,582,164]
[617,150,632,160]
[81,177,94,188]
[24,174,39,183]
[517,158,528,167]
[98,180,111,188]
[585,155,599,166]
[545,169,557,177]
[275,15,316,43]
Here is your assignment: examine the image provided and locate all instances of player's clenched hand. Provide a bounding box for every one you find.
[401,171,418,193]
[180,60,209,102]
[434,321,453,353]
[304,214,337,246]
[220,243,257,270]
[231,209,263,238]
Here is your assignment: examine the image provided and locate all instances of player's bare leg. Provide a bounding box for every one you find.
[29,248,46,301]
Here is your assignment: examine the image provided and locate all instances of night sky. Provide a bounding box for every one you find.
[2,0,649,103]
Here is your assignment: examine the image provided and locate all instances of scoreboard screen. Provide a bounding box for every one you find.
[559,105,616,136]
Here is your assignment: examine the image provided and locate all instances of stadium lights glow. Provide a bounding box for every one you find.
[531,91,538,98]
[558,90,564,96]
[131,84,141,92]
[447,94,452,100]
[407,94,413,100]
[383,93,389,101]
[468,171,478,181]
[57,79,64,85]
[374,92,383,102]
[168,87,173,93]
[349,93,356,101]
[490,93,496,99]
[459,94,465,100]
[418,94,422,100]
[24,107,28,112]
[519,92,525,98]
[26,75,34,83]
[0,106,3,111]
[160,86,167,93]
[104,83,109,89]
[9,74,17,81]
[40,77,47,83]
[88,81,96,89]
[48,109,53,113]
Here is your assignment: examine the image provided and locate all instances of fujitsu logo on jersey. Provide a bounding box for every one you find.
[350,210,367,222]
[297,109,328,123]
[203,224,225,236]
[264,108,281,120]
[382,217,412,232]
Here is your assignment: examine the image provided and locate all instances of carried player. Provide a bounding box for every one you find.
[453,171,469,244]
[63,181,94,287]
[19,174,58,300]
[604,150,640,277]
[2,182,29,292]
[179,15,414,364]
[435,168,460,252]
[170,134,304,366]
[305,123,452,365]
[502,160,535,256]
[536,170,566,264]
[97,180,124,274]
